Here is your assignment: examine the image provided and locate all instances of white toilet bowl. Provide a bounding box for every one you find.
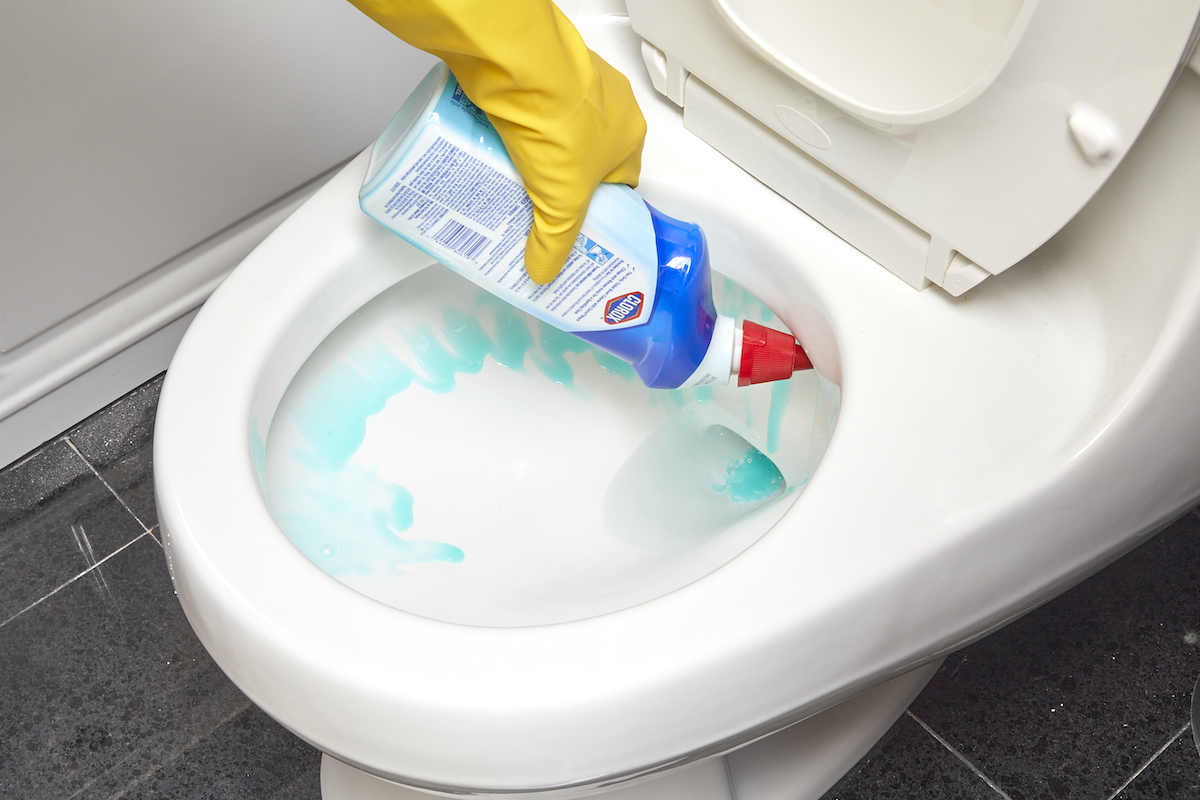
[155,14,1200,800]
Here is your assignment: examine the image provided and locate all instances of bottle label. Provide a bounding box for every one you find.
[360,76,657,333]
[603,291,645,324]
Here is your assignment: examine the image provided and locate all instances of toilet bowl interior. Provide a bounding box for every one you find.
[261,260,839,627]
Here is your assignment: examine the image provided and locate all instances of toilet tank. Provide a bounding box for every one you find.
[628,0,1200,295]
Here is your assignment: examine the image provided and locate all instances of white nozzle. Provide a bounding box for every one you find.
[678,315,738,388]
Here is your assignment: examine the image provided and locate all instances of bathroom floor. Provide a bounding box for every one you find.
[1,373,1198,800]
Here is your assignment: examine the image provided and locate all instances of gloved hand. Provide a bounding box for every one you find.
[349,0,647,284]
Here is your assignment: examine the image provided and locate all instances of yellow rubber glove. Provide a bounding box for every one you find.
[348,0,646,284]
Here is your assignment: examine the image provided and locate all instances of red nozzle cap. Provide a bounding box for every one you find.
[738,320,813,387]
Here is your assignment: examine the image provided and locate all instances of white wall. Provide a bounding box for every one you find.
[0,0,435,465]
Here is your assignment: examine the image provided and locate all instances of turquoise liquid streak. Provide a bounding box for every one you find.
[477,294,534,371]
[440,305,493,371]
[664,389,687,409]
[406,323,480,393]
[434,291,636,391]
[275,463,463,576]
[705,425,785,503]
[717,275,775,322]
[602,421,785,550]
[531,322,594,389]
[292,341,416,472]
[591,349,637,380]
[250,419,267,493]
[767,380,792,454]
[271,279,811,580]
[740,393,754,430]
[275,291,644,577]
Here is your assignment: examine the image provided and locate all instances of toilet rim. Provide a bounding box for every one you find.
[153,130,1200,791]
[151,135,1135,792]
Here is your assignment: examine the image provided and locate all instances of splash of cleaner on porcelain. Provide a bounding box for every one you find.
[262,266,837,626]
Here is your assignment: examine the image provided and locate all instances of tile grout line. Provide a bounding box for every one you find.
[1104,720,1192,800]
[0,532,152,630]
[906,711,1016,800]
[65,436,153,533]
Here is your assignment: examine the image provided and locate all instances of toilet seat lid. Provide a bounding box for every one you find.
[630,0,1200,292]
[710,0,1040,126]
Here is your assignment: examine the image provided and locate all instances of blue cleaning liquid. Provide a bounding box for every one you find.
[269,296,639,575]
[767,380,792,454]
[267,279,813,579]
[290,341,417,472]
[601,421,786,551]
[708,426,786,502]
[532,323,596,389]
[405,323,480,393]
[439,305,493,371]
[273,462,464,576]
[475,294,534,371]
[250,419,268,494]
[717,275,776,323]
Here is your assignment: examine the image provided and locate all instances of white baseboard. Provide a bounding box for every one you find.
[0,312,195,470]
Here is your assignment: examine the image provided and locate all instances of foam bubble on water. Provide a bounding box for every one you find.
[710,426,786,502]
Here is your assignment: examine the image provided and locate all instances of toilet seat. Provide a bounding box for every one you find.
[155,14,1200,797]
[629,0,1200,293]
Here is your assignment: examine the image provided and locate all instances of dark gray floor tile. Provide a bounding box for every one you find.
[0,534,251,799]
[819,713,1003,800]
[1117,724,1200,799]
[6,373,1200,800]
[0,441,146,624]
[0,438,91,530]
[68,373,164,529]
[115,705,321,800]
[911,513,1200,800]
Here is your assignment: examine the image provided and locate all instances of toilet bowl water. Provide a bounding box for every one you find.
[155,13,1200,800]
[263,263,837,627]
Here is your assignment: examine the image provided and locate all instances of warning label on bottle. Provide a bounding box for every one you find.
[362,123,654,332]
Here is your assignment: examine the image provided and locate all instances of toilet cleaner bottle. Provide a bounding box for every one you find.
[358,63,811,389]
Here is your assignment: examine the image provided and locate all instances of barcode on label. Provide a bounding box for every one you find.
[433,219,492,261]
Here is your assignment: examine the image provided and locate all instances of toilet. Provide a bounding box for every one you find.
[154,6,1200,800]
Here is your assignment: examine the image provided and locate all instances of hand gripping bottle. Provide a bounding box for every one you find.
[358,64,812,389]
